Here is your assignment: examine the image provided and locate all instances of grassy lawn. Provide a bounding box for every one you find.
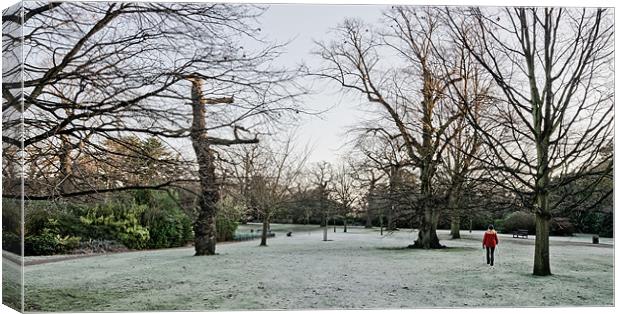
[22,225,613,311]
[2,255,22,312]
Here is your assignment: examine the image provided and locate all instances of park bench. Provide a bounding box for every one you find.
[512,229,528,239]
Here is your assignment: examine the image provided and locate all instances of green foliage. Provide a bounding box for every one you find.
[466,211,495,231]
[24,230,59,256]
[493,219,505,233]
[2,199,22,254]
[2,231,21,254]
[24,227,81,256]
[501,211,536,234]
[550,217,575,236]
[137,191,193,249]
[2,199,21,235]
[215,196,242,242]
[585,211,613,237]
[20,191,195,255]
[78,201,150,249]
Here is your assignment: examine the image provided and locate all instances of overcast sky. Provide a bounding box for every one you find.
[258,4,389,164]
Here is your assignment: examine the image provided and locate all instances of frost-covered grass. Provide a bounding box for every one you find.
[2,256,22,311]
[22,225,613,311]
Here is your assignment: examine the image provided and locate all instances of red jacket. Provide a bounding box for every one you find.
[482,230,499,248]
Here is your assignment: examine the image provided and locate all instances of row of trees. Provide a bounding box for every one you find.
[311,6,613,276]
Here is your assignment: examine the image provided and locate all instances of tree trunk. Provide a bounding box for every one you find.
[260,215,269,246]
[533,212,551,275]
[450,213,460,239]
[412,166,443,249]
[533,169,552,275]
[387,165,398,231]
[533,128,552,276]
[365,208,373,228]
[58,135,73,194]
[387,205,393,231]
[449,193,461,239]
[365,180,376,228]
[323,214,328,241]
[411,86,443,249]
[343,217,347,232]
[190,77,219,256]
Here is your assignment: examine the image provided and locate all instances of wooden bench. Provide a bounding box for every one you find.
[512,229,528,239]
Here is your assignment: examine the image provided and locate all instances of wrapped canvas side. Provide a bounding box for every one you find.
[2,1,25,313]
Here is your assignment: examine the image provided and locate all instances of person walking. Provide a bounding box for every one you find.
[482,224,499,266]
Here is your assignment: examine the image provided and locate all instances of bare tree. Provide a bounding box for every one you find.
[313,7,463,248]
[350,130,407,232]
[433,39,492,239]
[331,160,359,232]
[447,7,614,275]
[223,135,309,246]
[310,161,334,241]
[2,2,306,256]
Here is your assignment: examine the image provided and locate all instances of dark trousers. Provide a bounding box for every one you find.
[486,247,495,265]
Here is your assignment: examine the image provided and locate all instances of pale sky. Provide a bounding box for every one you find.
[258,4,389,164]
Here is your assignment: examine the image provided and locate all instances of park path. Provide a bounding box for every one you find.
[4,240,239,267]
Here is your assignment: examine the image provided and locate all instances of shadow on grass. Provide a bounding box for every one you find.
[376,246,478,253]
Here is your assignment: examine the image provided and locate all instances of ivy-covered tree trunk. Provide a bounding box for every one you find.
[190,77,220,256]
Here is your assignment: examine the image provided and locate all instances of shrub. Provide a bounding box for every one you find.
[2,231,21,254]
[25,204,54,236]
[215,197,243,242]
[138,191,193,249]
[24,230,59,256]
[589,211,613,238]
[71,239,127,254]
[2,199,21,235]
[78,202,150,249]
[550,217,575,236]
[493,219,505,233]
[501,211,536,234]
[216,218,238,242]
[23,228,80,256]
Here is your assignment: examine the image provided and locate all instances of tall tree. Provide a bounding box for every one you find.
[310,161,334,241]
[447,7,614,275]
[222,135,309,246]
[314,7,463,248]
[2,2,305,255]
[332,161,359,232]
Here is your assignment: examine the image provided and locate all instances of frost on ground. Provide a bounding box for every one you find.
[22,225,613,311]
[2,255,22,311]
